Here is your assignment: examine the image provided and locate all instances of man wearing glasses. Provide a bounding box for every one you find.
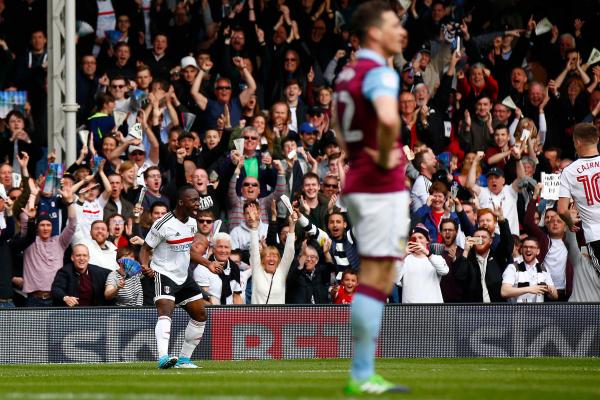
[191,57,256,131]
[227,146,286,230]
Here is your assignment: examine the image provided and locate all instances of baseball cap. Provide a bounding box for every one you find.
[300,122,318,133]
[419,43,431,54]
[410,223,430,241]
[486,167,504,178]
[128,144,146,154]
[180,56,199,70]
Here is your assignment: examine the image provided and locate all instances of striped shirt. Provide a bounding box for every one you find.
[106,271,143,306]
[227,173,286,230]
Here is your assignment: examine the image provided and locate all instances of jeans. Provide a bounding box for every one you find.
[25,297,53,307]
[0,300,15,309]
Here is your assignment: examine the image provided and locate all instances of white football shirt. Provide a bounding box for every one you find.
[478,185,519,236]
[145,212,197,285]
[559,155,600,243]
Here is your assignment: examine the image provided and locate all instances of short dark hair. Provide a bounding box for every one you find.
[494,124,509,133]
[5,110,25,122]
[143,166,161,180]
[177,184,196,200]
[284,78,301,89]
[522,236,540,247]
[150,201,169,213]
[91,220,108,229]
[328,211,346,223]
[95,92,115,109]
[243,200,259,212]
[281,136,297,149]
[341,268,358,280]
[412,149,428,171]
[351,1,393,44]
[440,218,458,231]
[302,172,320,186]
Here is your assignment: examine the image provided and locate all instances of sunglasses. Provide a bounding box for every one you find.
[198,219,213,224]
[243,182,259,187]
[130,151,145,156]
[242,136,258,140]
[323,183,338,188]
[216,86,232,90]
[111,84,126,89]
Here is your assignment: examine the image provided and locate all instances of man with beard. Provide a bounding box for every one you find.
[84,220,119,272]
[410,148,438,213]
[455,228,506,302]
[439,218,464,302]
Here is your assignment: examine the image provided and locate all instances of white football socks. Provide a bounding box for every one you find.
[155,316,172,358]
[179,319,206,359]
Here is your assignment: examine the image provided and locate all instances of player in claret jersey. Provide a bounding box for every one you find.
[140,184,207,369]
[333,0,410,395]
[558,123,600,277]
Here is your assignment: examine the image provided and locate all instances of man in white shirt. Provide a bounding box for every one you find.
[558,123,600,279]
[501,237,558,302]
[410,148,437,213]
[84,220,118,271]
[466,150,526,236]
[193,233,243,305]
[140,185,208,369]
[397,224,448,303]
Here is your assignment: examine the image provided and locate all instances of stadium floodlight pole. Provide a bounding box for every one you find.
[63,0,78,166]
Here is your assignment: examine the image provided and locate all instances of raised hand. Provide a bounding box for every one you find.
[464,109,471,127]
[527,15,536,33]
[16,151,29,170]
[255,25,265,43]
[58,184,75,204]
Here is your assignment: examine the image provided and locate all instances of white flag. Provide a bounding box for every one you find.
[398,0,412,10]
[113,110,127,128]
[78,129,90,146]
[127,123,143,140]
[233,138,245,153]
[501,96,517,110]
[535,18,552,36]
[587,48,600,66]
[280,195,294,215]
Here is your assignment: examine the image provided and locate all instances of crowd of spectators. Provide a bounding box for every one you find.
[0,0,599,308]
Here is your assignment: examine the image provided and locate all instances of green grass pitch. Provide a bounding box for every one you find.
[0,358,598,399]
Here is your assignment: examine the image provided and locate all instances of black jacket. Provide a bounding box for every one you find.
[51,263,112,306]
[286,262,334,304]
[454,250,506,303]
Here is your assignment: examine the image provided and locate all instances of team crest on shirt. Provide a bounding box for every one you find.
[164,286,171,294]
